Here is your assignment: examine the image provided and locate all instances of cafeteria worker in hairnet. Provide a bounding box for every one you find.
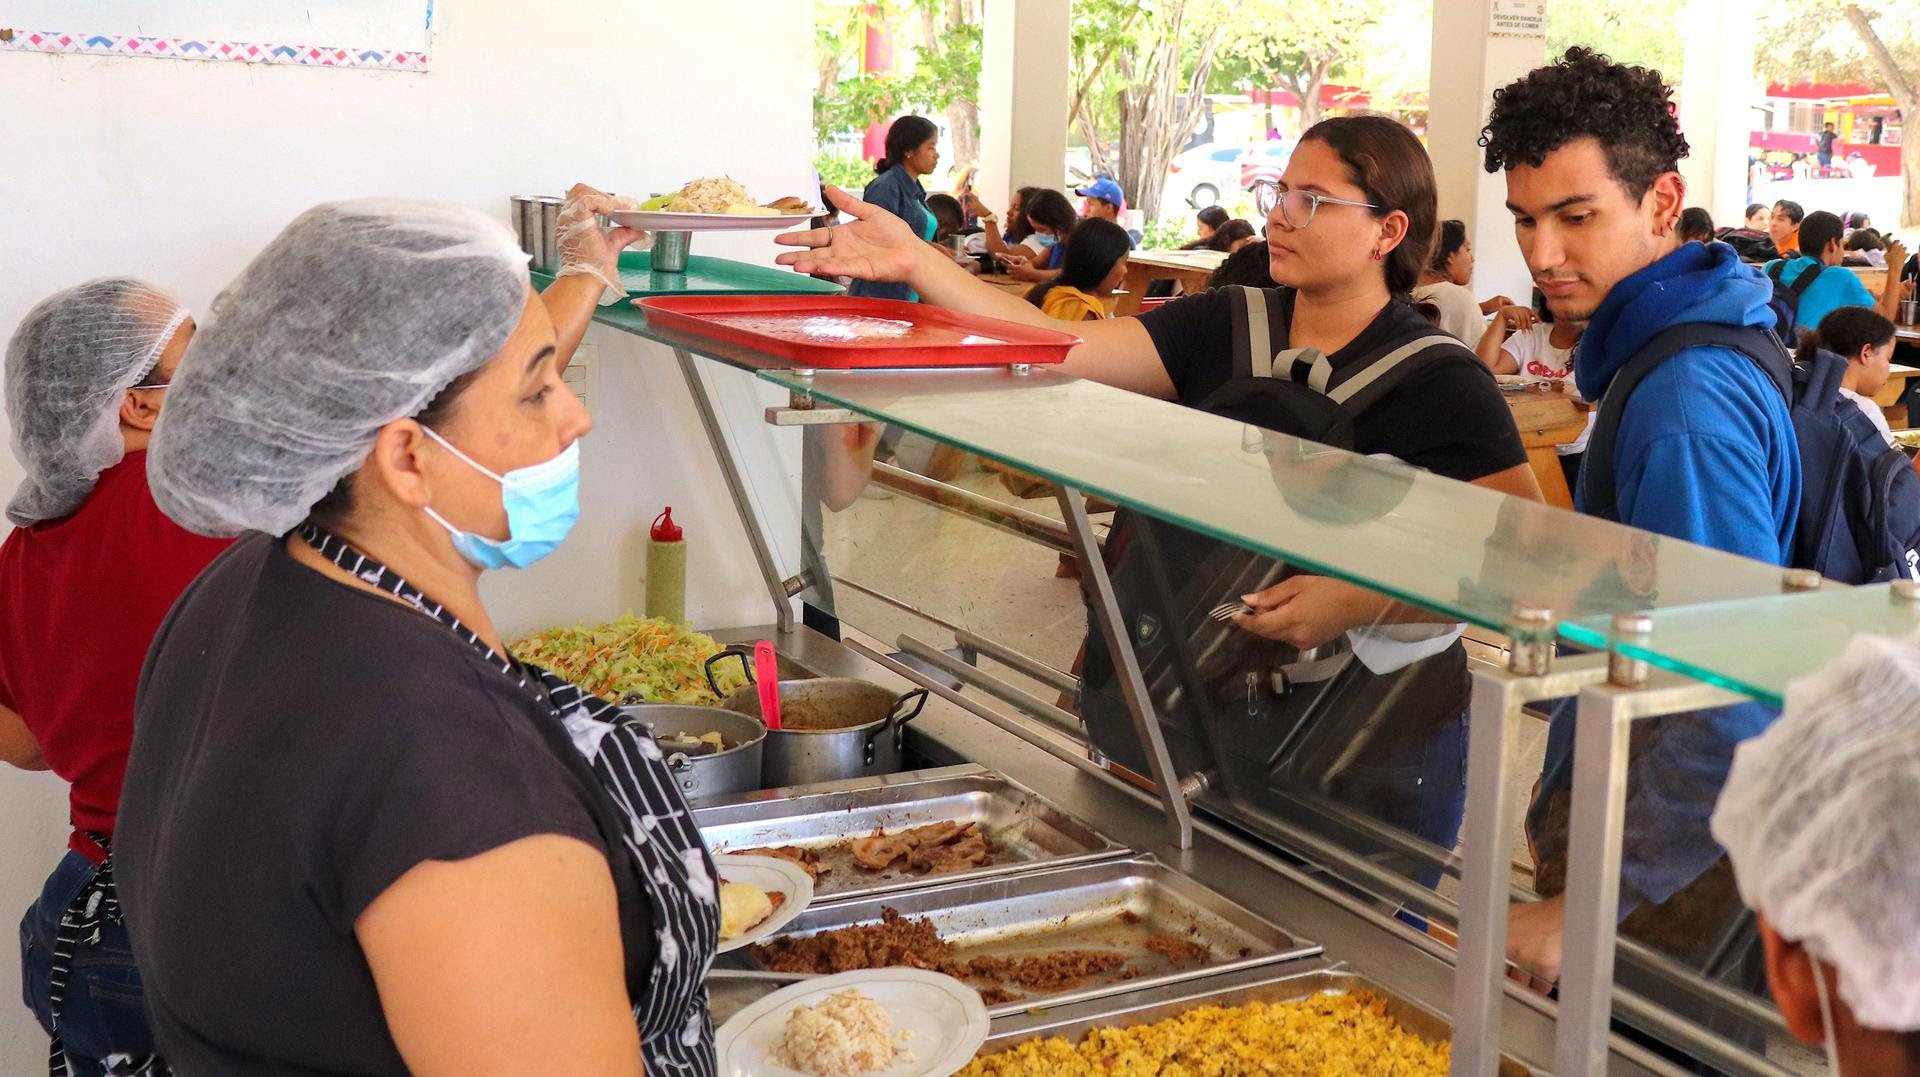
[114,188,725,1077]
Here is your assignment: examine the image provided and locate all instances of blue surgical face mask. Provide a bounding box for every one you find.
[1033,233,1058,249]
[420,426,581,570]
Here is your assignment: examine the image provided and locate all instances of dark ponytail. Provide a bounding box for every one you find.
[1027,219,1131,310]
[1298,114,1438,296]
[1797,306,1896,366]
[876,115,938,175]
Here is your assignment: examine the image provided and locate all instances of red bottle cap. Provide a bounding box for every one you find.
[650,507,683,542]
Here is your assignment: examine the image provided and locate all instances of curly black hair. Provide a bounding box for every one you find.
[1480,47,1689,200]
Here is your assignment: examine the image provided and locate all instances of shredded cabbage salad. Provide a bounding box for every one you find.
[509,614,747,705]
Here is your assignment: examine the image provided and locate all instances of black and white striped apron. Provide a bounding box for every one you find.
[43,836,167,1077]
[296,525,719,1074]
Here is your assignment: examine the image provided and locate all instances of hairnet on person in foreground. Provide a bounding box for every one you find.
[148,199,528,538]
[1711,629,1920,1033]
[5,278,188,527]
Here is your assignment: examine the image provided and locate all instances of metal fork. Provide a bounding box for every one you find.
[1206,600,1253,623]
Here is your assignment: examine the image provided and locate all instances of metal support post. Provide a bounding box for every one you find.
[672,347,795,634]
[1055,485,1194,849]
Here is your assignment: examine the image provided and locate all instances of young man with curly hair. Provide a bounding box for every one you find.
[1480,47,1802,985]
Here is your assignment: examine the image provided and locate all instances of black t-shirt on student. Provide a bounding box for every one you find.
[116,534,655,1076]
[1139,286,1528,481]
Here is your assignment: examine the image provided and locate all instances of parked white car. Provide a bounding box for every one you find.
[1165,142,1244,209]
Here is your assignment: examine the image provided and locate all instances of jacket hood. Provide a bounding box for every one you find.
[1576,241,1775,400]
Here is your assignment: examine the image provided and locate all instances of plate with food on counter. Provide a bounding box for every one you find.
[610,176,819,232]
[715,853,815,954]
[715,968,987,1077]
[509,614,748,706]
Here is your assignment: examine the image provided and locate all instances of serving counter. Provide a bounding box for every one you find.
[539,260,1900,1073]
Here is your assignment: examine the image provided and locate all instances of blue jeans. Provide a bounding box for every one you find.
[18,851,155,1075]
[1325,709,1470,892]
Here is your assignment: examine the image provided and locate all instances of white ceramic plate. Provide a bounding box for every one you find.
[609,210,818,232]
[713,854,813,954]
[716,968,989,1077]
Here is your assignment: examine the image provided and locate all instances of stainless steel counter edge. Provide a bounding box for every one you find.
[706,624,1706,1076]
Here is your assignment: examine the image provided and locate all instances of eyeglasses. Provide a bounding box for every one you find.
[1252,180,1380,228]
[128,380,169,391]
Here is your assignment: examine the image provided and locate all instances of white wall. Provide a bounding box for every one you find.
[1679,0,1760,227]
[0,3,813,1067]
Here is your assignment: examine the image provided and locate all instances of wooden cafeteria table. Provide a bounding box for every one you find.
[1506,388,1589,509]
[1114,250,1229,317]
[976,273,1122,315]
[1878,359,1920,427]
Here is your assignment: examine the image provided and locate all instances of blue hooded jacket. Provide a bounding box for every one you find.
[1532,241,1801,915]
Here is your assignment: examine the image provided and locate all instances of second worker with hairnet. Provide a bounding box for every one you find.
[0,277,233,1075]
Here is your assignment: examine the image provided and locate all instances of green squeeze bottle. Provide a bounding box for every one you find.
[646,507,687,624]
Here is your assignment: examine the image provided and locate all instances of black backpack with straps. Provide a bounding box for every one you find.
[1764,260,1824,339]
[1078,287,1473,791]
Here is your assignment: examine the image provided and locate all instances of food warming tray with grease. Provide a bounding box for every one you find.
[734,856,1321,1019]
[695,766,1129,902]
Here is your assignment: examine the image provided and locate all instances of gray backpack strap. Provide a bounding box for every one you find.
[1327,333,1458,412]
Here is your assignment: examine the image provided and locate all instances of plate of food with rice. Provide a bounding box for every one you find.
[609,176,819,232]
[715,854,815,955]
[716,968,987,1077]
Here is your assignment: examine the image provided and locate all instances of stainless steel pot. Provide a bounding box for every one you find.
[705,648,928,787]
[616,703,765,801]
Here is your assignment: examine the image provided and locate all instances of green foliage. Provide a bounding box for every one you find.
[1547,4,1683,77]
[814,152,875,193]
[1141,216,1196,250]
[814,1,982,144]
[1757,1,1920,85]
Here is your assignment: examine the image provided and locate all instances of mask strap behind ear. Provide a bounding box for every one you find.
[1813,953,1843,1077]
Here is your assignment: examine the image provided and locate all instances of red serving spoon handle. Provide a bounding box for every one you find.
[754,640,783,730]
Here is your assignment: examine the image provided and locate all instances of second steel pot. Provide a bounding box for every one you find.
[616,702,765,801]
[706,647,928,787]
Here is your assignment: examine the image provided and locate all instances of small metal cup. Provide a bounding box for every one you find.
[1902,298,1919,326]
[534,196,563,274]
[652,230,693,273]
[509,196,538,257]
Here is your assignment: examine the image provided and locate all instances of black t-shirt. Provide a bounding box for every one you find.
[116,535,655,1076]
[1140,286,1528,481]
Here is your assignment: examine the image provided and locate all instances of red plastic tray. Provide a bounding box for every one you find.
[634,295,1080,368]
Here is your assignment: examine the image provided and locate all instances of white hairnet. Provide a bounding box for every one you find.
[148,199,528,537]
[1711,629,1920,1032]
[4,278,188,526]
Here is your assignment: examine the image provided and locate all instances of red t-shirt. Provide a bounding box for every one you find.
[0,451,232,862]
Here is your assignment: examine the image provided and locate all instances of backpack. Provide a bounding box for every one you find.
[1583,323,1920,585]
[1078,286,1471,790]
[1718,228,1779,265]
[1764,259,1824,340]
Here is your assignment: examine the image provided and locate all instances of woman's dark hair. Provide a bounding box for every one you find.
[306,366,483,527]
[1197,206,1231,231]
[1207,241,1277,289]
[1847,228,1887,252]
[1027,218,1131,310]
[925,193,963,239]
[875,115,938,175]
[1299,114,1438,296]
[1677,207,1715,243]
[1429,219,1468,272]
[1204,219,1256,252]
[1845,210,1871,230]
[1797,306,1896,366]
[1021,188,1079,242]
[1745,202,1767,220]
[1005,185,1040,243]
[1481,47,1690,202]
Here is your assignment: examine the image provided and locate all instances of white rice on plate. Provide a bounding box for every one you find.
[777,989,913,1076]
[668,176,755,214]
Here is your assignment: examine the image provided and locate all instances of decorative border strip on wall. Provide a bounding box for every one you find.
[0,29,429,70]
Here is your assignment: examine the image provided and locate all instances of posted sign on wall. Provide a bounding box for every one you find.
[1490,0,1547,40]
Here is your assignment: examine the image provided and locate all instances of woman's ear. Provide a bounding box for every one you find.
[365,419,437,511]
[119,388,164,432]
[1377,209,1411,255]
[1758,915,1827,1046]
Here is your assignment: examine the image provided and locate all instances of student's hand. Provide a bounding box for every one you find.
[1232,577,1389,650]
[1505,893,1567,991]
[1006,261,1051,283]
[1494,305,1540,333]
[1888,239,1909,278]
[1479,295,1516,314]
[775,185,925,283]
[963,192,992,220]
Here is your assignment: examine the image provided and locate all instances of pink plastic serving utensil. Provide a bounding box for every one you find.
[754,640,783,731]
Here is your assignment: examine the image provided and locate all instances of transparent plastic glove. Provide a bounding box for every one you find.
[554,183,651,305]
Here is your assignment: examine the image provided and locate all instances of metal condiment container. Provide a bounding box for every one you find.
[653,230,693,274]
[509,196,539,258]
[1902,298,1919,326]
[617,703,765,801]
[534,196,563,274]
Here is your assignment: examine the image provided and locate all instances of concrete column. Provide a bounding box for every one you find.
[1428,1,1548,305]
[1679,0,1760,227]
[977,0,1070,212]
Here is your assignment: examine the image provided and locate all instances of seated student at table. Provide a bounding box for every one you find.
[1003,189,1078,284]
[780,115,1541,876]
[1676,207,1715,245]
[1844,228,1889,269]
[1801,306,1901,447]
[1413,220,1511,344]
[1771,199,1805,258]
[1026,219,1131,322]
[1711,632,1920,1076]
[925,194,982,276]
[964,185,1040,260]
[1475,294,1592,490]
[1179,205,1232,250]
[1765,210,1909,332]
[1076,177,1139,246]
[853,114,941,302]
[1206,239,1278,289]
[1718,202,1780,263]
[1203,219,1259,253]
